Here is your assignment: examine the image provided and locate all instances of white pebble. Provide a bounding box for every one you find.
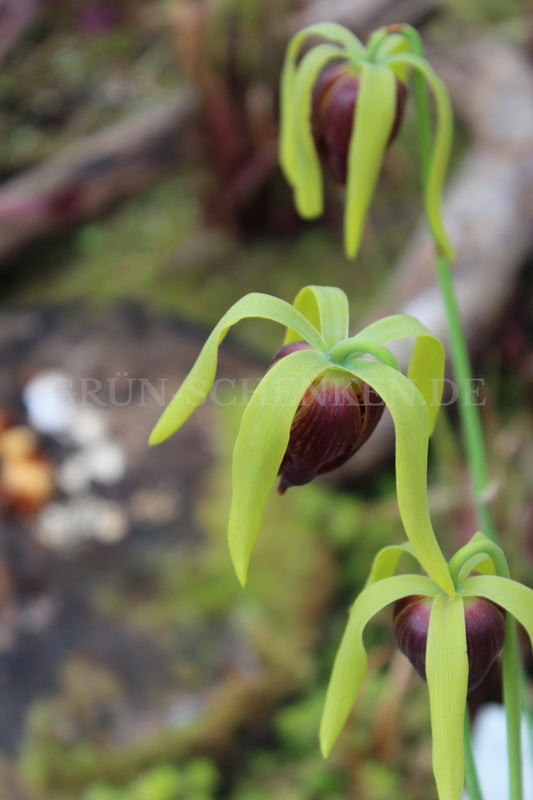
[66,407,109,446]
[23,371,74,434]
[85,442,127,485]
[36,497,128,549]
[92,502,128,544]
[55,453,93,494]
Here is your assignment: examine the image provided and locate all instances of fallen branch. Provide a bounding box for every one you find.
[0,0,42,65]
[0,90,199,267]
[291,0,443,34]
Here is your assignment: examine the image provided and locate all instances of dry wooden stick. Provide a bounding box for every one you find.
[0,90,199,267]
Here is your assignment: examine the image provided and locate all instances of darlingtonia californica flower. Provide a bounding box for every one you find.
[279,21,454,260]
[150,284,448,590]
[320,533,533,800]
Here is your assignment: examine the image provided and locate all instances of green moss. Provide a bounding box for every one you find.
[445,0,523,24]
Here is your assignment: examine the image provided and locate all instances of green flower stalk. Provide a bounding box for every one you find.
[320,533,533,800]
[149,284,452,593]
[279,22,454,260]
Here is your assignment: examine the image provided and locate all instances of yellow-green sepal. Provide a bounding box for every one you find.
[283,285,349,349]
[320,574,439,756]
[368,28,412,82]
[291,43,350,217]
[349,313,446,434]
[279,23,364,194]
[364,541,419,587]
[448,532,508,588]
[343,357,454,596]
[344,61,396,258]
[426,593,469,800]
[149,293,326,445]
[228,347,329,586]
[460,575,533,646]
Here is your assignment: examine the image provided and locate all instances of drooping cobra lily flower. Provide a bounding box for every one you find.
[279,22,454,260]
[310,61,407,186]
[268,340,385,494]
[320,532,533,800]
[150,285,452,594]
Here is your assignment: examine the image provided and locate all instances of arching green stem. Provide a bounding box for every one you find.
[398,26,523,798]
[434,254,496,541]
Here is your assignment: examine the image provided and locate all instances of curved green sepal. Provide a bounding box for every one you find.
[228,347,329,586]
[372,32,412,81]
[426,593,468,800]
[448,533,508,588]
[352,314,446,434]
[385,52,454,259]
[149,293,326,445]
[292,43,350,217]
[280,21,364,194]
[364,26,390,60]
[284,285,350,349]
[461,575,533,646]
[365,542,419,587]
[330,337,400,372]
[407,335,445,434]
[320,574,439,756]
[344,358,454,596]
[344,61,396,258]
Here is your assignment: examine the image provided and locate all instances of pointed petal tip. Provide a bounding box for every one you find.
[148,427,163,446]
[344,234,360,261]
[319,730,333,759]
[231,556,248,588]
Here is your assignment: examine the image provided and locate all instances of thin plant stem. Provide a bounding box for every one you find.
[433,254,496,543]
[521,668,533,778]
[503,616,523,800]
[464,711,484,800]
[408,35,524,800]
[398,25,496,542]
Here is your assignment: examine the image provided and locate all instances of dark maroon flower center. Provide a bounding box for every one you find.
[393,594,506,692]
[311,63,407,186]
[269,341,384,494]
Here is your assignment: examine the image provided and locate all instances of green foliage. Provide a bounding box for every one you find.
[130,764,183,800]
[84,786,124,800]
[82,759,219,800]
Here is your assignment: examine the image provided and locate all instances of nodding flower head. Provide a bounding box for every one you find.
[279,22,455,259]
[270,341,384,493]
[149,284,447,588]
[311,63,407,186]
[393,593,506,692]
[320,532,533,800]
